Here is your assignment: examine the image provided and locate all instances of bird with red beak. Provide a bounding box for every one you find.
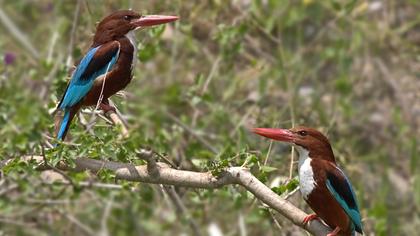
[252,127,363,236]
[56,10,178,141]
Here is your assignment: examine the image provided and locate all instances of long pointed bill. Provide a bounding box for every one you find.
[133,15,179,27]
[252,128,295,142]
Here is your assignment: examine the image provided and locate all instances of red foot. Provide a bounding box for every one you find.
[302,213,319,225]
[326,226,341,236]
[99,102,116,113]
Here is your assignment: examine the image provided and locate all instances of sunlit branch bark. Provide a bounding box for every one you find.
[1,152,331,235]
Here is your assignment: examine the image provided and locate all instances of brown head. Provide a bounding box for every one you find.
[252,126,335,163]
[93,10,178,45]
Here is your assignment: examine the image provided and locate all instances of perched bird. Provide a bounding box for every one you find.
[252,127,363,236]
[56,10,178,140]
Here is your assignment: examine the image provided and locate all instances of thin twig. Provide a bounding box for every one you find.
[0,183,18,197]
[23,199,71,205]
[66,0,82,67]
[99,193,114,236]
[269,209,283,232]
[190,56,221,130]
[238,212,247,236]
[0,218,36,227]
[42,180,137,191]
[41,145,75,187]
[154,151,177,169]
[165,111,218,154]
[201,56,221,96]
[284,186,300,200]
[263,121,280,166]
[105,111,129,138]
[86,56,116,133]
[109,99,130,127]
[56,208,96,236]
[0,8,39,60]
[287,78,296,180]
[163,185,202,236]
[78,112,96,135]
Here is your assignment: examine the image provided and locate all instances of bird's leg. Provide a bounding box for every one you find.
[99,99,116,113]
[326,227,341,236]
[302,213,319,224]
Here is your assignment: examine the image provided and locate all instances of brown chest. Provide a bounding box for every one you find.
[82,37,135,106]
[304,161,352,234]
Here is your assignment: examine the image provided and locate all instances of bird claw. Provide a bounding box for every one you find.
[326,227,341,236]
[99,102,116,113]
[302,213,319,225]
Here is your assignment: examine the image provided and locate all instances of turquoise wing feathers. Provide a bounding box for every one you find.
[58,46,99,108]
[326,167,363,234]
[58,43,120,109]
[56,41,120,141]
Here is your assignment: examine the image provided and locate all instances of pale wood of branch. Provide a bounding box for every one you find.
[1,155,331,236]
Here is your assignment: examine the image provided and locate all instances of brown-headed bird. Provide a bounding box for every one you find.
[56,10,178,140]
[253,127,363,236]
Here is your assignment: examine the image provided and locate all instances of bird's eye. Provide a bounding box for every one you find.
[298,131,308,136]
[123,15,130,21]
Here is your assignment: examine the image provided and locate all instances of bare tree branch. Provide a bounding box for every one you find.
[1,153,331,235]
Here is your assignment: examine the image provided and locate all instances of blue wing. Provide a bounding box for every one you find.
[326,167,363,234]
[58,41,120,109]
[55,41,120,141]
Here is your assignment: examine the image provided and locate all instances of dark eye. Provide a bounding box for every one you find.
[123,15,131,21]
[298,131,308,136]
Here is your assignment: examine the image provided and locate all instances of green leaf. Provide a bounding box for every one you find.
[260,165,277,173]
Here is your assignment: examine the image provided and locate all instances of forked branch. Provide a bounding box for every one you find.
[1,151,331,235]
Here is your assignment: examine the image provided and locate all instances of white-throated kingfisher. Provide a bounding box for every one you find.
[56,10,178,140]
[252,127,363,236]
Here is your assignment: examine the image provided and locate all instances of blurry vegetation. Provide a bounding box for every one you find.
[0,0,419,235]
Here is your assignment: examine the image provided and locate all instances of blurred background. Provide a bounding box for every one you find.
[0,0,419,235]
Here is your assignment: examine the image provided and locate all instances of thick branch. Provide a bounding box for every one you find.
[74,158,236,189]
[1,155,331,235]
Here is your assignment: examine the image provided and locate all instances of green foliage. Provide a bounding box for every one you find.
[272,178,299,196]
[368,193,388,235]
[209,158,230,176]
[0,0,419,235]
[415,174,420,210]
[214,23,248,59]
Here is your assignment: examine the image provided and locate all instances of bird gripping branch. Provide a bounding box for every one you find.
[253,127,363,236]
[56,10,178,141]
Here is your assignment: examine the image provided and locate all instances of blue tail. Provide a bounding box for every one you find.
[57,109,71,141]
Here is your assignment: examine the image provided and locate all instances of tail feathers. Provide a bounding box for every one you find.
[57,109,73,141]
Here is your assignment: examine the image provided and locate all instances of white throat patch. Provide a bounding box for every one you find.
[125,31,138,69]
[295,146,315,200]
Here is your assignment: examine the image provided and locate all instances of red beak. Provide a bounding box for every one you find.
[132,15,179,27]
[252,128,295,143]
